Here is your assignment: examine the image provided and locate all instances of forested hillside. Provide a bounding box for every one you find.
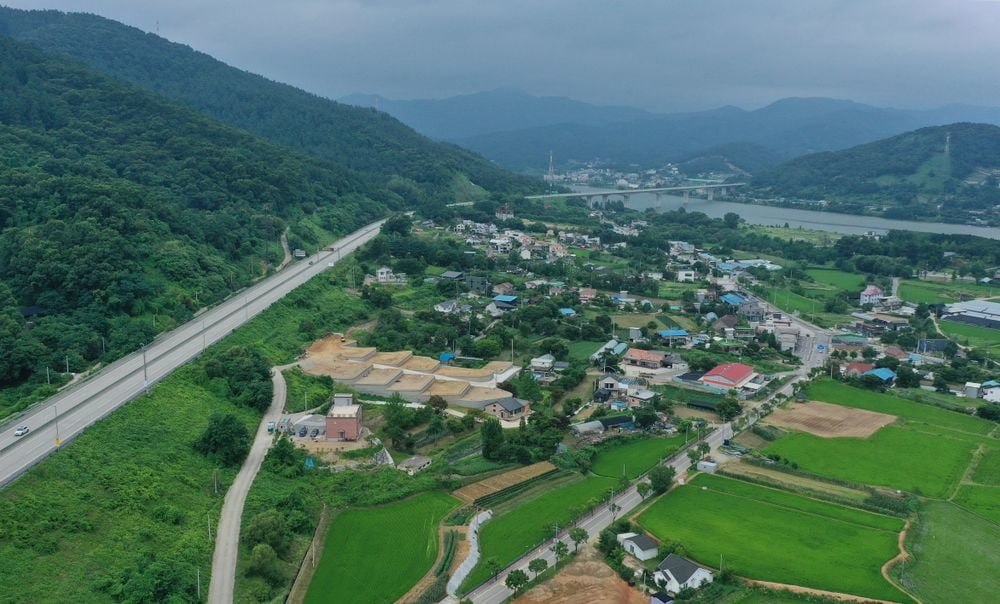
[0,7,541,207]
[0,35,390,413]
[752,123,1000,220]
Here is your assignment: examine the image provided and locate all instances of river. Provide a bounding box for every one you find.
[570,187,1000,240]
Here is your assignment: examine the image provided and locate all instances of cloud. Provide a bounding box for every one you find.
[5,0,1000,111]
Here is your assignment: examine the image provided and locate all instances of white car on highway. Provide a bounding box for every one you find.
[13,426,30,437]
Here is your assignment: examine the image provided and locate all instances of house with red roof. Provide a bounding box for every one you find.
[699,362,756,390]
[844,362,875,378]
[860,285,884,306]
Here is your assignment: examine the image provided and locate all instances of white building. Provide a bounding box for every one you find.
[676,270,697,283]
[616,533,659,561]
[654,554,714,593]
[860,285,884,306]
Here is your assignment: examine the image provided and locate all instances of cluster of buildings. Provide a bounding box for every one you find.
[613,532,714,601]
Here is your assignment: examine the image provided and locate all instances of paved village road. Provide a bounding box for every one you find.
[0,219,384,489]
[208,364,294,604]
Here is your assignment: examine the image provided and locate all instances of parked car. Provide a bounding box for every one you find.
[13,426,29,437]
[310,428,319,438]
[298,426,308,437]
[266,421,276,434]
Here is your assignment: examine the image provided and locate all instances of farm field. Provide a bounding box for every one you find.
[971,448,1000,485]
[751,285,852,328]
[899,502,1000,604]
[304,491,458,604]
[804,380,995,437]
[453,461,557,503]
[567,340,605,362]
[952,485,1000,523]
[591,435,686,479]
[461,475,616,592]
[805,268,865,291]
[638,474,908,602]
[898,279,993,305]
[938,320,1000,358]
[657,282,702,299]
[764,426,975,498]
[765,400,896,438]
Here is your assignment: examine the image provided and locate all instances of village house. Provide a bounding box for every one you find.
[483,397,532,421]
[578,287,598,304]
[654,554,714,594]
[624,348,671,370]
[617,533,659,561]
[492,282,516,297]
[370,266,407,285]
[676,269,697,283]
[860,285,885,306]
[397,455,432,475]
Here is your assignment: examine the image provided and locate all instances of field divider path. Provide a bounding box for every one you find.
[880,520,922,604]
[208,363,295,604]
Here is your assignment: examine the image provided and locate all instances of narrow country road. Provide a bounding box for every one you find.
[278,229,292,271]
[208,363,295,604]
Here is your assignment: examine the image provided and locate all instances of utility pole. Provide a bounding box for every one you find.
[54,405,60,446]
[196,568,200,600]
[207,512,212,541]
[65,355,69,374]
[46,367,50,385]
[101,336,106,356]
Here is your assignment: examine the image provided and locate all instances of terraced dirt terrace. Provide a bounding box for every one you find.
[766,401,897,438]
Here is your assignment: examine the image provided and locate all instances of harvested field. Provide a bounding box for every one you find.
[389,373,435,392]
[766,401,895,438]
[513,548,645,604]
[453,461,557,503]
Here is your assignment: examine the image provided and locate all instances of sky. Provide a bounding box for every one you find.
[5,0,1000,112]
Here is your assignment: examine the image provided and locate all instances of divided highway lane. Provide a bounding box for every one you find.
[0,219,385,488]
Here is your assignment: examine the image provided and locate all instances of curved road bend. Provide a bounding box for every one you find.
[0,219,385,489]
[209,364,294,604]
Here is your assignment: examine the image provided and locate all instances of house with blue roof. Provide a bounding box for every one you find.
[864,367,896,384]
[559,307,577,317]
[720,293,745,306]
[492,294,519,305]
[656,329,690,346]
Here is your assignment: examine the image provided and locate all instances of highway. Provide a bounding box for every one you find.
[0,219,385,489]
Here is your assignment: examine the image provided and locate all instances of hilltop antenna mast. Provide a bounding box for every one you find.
[945,131,951,155]
[547,150,555,180]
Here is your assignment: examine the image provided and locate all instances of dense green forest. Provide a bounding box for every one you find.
[0,34,393,411]
[0,7,542,213]
[752,123,1000,219]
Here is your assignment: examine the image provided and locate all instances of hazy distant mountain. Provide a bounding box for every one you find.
[0,7,539,198]
[453,97,1000,172]
[753,122,1000,220]
[339,88,654,140]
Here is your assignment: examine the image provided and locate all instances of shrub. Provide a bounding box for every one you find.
[193,412,251,466]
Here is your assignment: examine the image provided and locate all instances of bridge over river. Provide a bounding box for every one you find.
[525,182,747,207]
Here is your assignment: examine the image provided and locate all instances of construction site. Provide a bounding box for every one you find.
[299,334,522,409]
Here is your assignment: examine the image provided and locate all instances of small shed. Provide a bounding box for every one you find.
[397,455,432,475]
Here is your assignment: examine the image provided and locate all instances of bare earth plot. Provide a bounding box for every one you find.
[513,547,646,604]
[766,401,896,438]
[453,461,556,503]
